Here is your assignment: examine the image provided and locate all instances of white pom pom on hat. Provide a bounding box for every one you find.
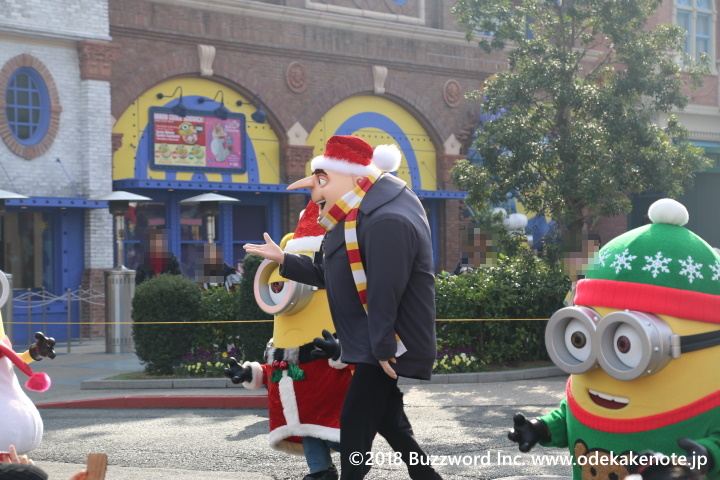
[648,198,689,226]
[371,143,402,173]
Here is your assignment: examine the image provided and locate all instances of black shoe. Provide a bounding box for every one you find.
[302,465,338,480]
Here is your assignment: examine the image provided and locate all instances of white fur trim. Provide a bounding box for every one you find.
[268,423,342,456]
[284,235,324,254]
[278,372,301,425]
[372,144,402,172]
[268,368,342,456]
[328,357,348,369]
[648,198,688,226]
[311,155,380,177]
[241,361,264,390]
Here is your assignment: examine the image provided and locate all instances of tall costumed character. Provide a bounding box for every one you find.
[0,270,56,460]
[225,201,352,480]
[245,135,442,480]
[509,199,720,480]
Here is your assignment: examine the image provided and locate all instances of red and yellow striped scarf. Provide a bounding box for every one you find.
[318,174,377,310]
[318,174,406,357]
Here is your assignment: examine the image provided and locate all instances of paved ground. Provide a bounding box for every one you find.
[15,340,573,480]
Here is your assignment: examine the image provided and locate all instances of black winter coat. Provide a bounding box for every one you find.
[281,174,437,380]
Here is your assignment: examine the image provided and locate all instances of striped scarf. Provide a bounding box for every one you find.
[318,174,407,357]
[318,173,377,309]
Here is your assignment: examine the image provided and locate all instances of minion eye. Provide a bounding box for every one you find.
[564,319,592,362]
[613,324,643,368]
[268,282,286,304]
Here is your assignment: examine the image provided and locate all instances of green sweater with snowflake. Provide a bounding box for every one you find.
[539,397,720,479]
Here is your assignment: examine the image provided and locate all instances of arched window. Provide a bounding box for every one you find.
[5,67,50,146]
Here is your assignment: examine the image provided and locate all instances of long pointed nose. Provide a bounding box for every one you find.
[287,175,314,191]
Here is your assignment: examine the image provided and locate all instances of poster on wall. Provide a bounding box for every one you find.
[149,107,247,174]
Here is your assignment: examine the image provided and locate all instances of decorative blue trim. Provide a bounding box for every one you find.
[220,203,234,261]
[114,179,303,193]
[113,180,465,199]
[5,196,107,209]
[415,190,467,199]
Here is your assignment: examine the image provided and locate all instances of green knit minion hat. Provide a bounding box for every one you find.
[575,198,720,324]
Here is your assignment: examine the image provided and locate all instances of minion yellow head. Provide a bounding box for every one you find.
[253,201,334,349]
[178,122,196,136]
[546,199,720,419]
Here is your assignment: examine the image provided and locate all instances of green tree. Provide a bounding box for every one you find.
[451,0,710,246]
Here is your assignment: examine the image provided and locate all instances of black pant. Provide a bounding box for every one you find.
[339,363,441,480]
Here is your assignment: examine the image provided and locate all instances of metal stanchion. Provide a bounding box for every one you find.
[26,288,32,346]
[1,274,13,342]
[78,285,83,344]
[67,288,72,354]
[41,287,46,334]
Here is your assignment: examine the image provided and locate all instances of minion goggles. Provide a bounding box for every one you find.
[546,306,720,381]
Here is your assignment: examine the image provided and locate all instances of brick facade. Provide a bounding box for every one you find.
[107,0,719,273]
[108,0,501,272]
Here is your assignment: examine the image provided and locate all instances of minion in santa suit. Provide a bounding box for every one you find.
[509,198,720,479]
[225,201,352,480]
[0,270,56,459]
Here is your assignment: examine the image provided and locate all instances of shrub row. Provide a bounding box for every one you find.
[131,254,271,375]
[132,250,568,375]
[435,251,569,367]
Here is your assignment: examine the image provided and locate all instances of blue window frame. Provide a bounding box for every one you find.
[5,67,51,146]
[675,0,715,59]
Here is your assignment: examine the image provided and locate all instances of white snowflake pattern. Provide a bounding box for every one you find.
[642,252,673,278]
[678,256,704,284]
[610,248,637,274]
[598,250,611,267]
[710,260,720,282]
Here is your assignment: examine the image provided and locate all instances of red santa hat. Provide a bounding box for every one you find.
[284,201,326,254]
[310,135,402,177]
[0,342,51,392]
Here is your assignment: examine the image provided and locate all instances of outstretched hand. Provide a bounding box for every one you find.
[243,233,284,264]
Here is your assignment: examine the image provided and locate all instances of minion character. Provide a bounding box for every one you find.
[226,201,352,480]
[189,145,204,160]
[509,199,720,479]
[157,143,171,158]
[174,144,188,159]
[177,122,198,144]
[0,270,56,458]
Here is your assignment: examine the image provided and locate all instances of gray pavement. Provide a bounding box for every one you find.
[14,339,573,479]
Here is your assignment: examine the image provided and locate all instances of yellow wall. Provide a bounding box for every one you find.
[113,78,281,184]
[306,96,438,191]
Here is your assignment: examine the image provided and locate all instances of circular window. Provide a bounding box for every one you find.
[5,67,50,146]
[0,55,61,160]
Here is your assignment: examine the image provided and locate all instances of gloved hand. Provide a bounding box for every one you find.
[224,357,252,384]
[311,329,341,361]
[635,438,712,480]
[29,332,56,361]
[508,413,550,452]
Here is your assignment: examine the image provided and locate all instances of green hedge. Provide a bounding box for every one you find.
[132,254,273,374]
[132,273,203,374]
[435,251,569,365]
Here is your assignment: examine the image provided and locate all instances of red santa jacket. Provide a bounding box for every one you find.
[242,342,352,455]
